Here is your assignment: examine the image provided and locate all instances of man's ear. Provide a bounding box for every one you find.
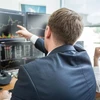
[45,26,51,38]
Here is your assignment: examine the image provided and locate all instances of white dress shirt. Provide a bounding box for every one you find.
[30,35,100,93]
[93,67,100,93]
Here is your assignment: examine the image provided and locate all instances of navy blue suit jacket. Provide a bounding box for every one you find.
[11,38,96,100]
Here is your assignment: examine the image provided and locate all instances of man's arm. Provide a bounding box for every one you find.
[93,47,100,92]
[35,38,48,54]
[93,67,100,93]
[94,47,100,66]
[16,25,47,54]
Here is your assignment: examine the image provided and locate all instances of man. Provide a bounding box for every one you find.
[93,47,100,92]
[0,8,96,100]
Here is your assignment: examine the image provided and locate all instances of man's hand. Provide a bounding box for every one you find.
[94,47,100,66]
[16,25,33,39]
[0,90,12,100]
[94,47,100,59]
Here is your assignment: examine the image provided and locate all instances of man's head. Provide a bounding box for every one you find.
[44,8,83,52]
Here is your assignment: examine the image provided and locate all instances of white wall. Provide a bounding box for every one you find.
[61,0,100,14]
[0,0,20,11]
[0,0,60,14]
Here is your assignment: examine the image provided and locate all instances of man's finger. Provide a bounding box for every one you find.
[16,30,24,37]
[16,30,23,34]
[17,25,26,30]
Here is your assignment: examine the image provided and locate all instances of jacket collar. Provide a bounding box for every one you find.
[48,45,76,56]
